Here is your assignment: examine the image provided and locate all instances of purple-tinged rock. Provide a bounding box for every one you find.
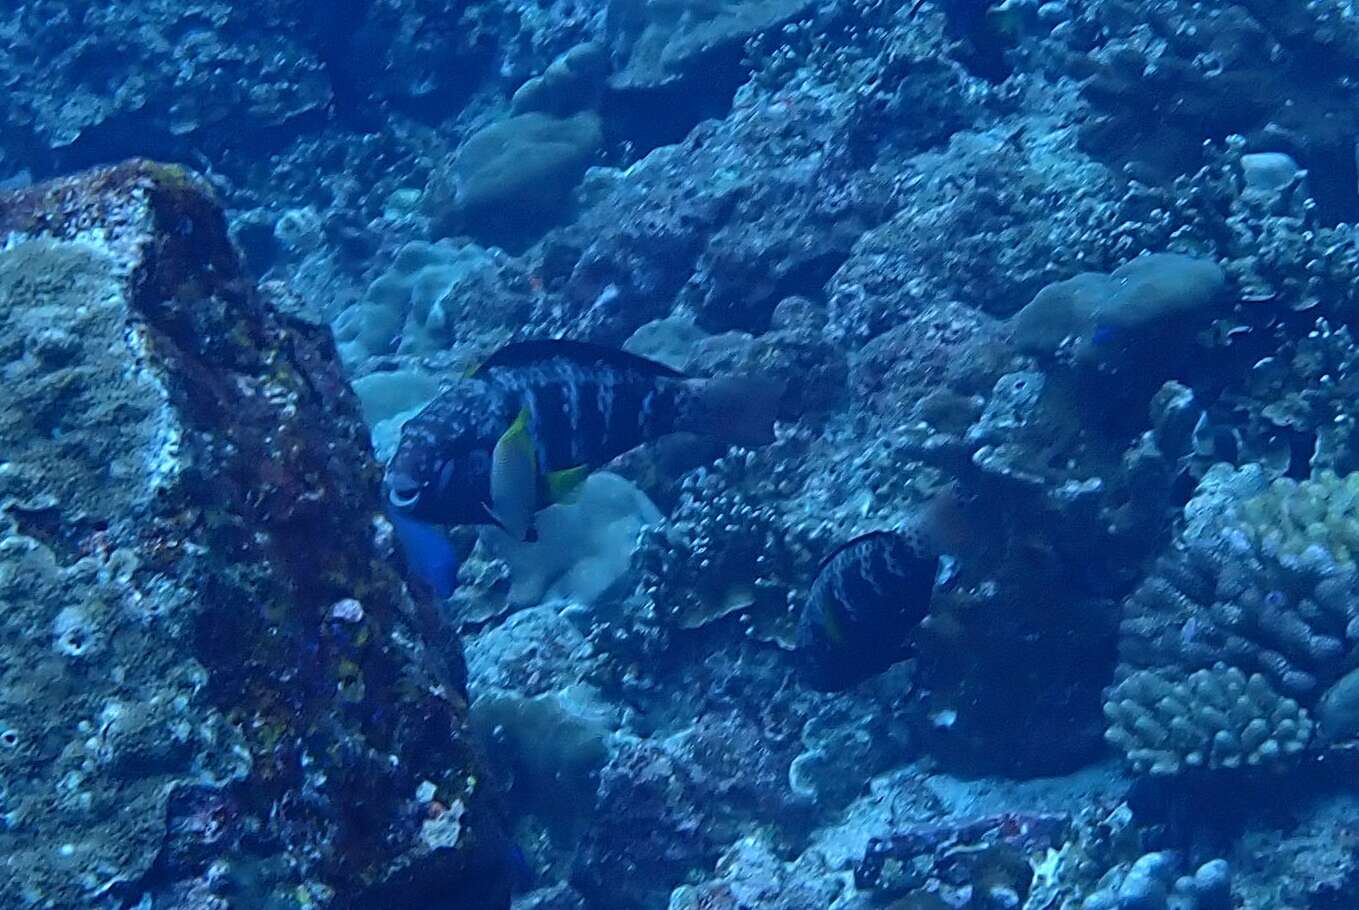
[0,161,507,909]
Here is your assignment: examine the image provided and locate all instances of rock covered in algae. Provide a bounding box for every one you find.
[0,161,508,909]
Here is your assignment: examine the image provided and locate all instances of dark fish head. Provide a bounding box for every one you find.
[384,426,442,516]
[385,383,503,525]
[385,466,425,511]
[387,440,495,525]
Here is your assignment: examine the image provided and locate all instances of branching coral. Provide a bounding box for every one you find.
[1120,466,1359,698]
[1110,466,1359,771]
[633,467,824,647]
[1104,664,1313,775]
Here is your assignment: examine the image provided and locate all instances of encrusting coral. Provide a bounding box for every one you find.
[1234,472,1359,566]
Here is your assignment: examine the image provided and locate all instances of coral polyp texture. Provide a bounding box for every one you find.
[1109,466,1359,772]
[0,162,507,909]
[1103,664,1313,775]
[1235,472,1359,566]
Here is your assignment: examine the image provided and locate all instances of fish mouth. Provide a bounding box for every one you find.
[389,488,420,509]
[386,473,423,510]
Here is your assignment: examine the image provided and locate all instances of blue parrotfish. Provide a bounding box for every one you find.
[384,339,784,540]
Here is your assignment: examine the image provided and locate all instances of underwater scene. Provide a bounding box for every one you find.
[8,0,1359,908]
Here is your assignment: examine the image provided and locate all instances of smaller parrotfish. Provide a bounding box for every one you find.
[796,531,939,692]
[796,492,971,691]
[386,506,460,599]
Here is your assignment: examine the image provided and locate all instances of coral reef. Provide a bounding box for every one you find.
[1118,467,1359,699]
[632,447,825,647]
[430,112,604,249]
[1109,465,1359,778]
[487,471,662,607]
[16,0,1359,906]
[0,162,507,908]
[333,239,526,366]
[1009,253,1227,373]
[471,684,620,827]
[1081,853,1233,910]
[854,812,1068,905]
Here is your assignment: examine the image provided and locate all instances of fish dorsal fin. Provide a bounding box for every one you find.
[814,530,901,575]
[469,339,687,379]
[545,464,591,504]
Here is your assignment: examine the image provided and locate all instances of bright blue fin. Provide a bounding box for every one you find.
[387,507,459,599]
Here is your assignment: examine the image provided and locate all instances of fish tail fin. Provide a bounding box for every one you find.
[682,375,786,448]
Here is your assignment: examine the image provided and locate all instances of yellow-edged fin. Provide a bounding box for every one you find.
[821,599,847,647]
[490,408,540,541]
[545,464,591,504]
[498,407,536,460]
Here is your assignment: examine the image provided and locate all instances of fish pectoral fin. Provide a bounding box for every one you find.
[482,502,510,532]
[482,502,538,544]
[497,407,538,461]
[545,465,591,503]
[821,603,846,647]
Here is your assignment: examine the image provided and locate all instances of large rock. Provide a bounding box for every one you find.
[0,161,509,909]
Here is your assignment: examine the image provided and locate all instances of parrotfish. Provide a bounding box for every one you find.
[385,339,784,539]
[796,492,970,691]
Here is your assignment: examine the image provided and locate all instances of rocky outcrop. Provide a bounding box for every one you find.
[0,161,508,909]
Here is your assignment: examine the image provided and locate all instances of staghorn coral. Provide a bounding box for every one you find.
[1103,664,1313,775]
